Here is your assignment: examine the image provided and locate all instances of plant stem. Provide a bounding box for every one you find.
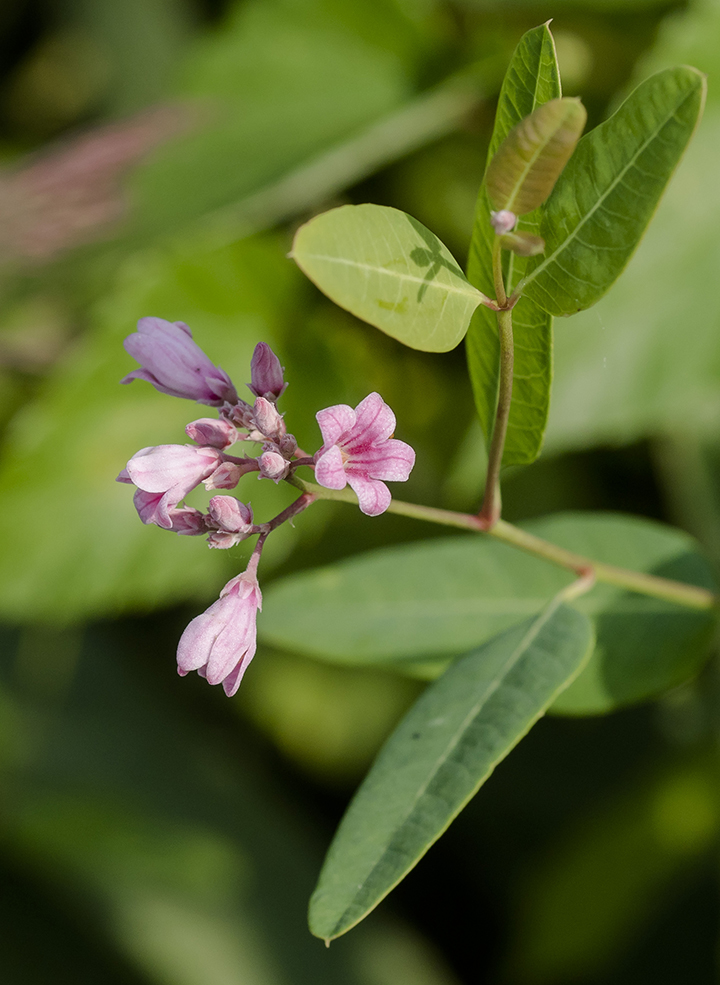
[479,239,514,526]
[289,477,718,611]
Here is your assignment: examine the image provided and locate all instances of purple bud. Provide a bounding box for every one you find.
[208,496,254,533]
[490,210,517,235]
[185,417,238,449]
[259,451,290,482]
[166,506,209,535]
[121,317,238,406]
[252,397,284,439]
[248,343,287,402]
[176,569,262,696]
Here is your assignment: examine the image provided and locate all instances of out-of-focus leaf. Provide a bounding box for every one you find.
[292,204,487,352]
[485,98,586,216]
[0,624,457,985]
[0,236,304,622]
[309,604,594,941]
[466,23,560,466]
[262,513,716,712]
[506,759,720,983]
[522,67,706,316]
[130,0,412,238]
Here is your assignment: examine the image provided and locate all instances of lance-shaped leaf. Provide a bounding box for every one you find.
[308,603,594,941]
[291,204,489,352]
[486,97,586,216]
[521,66,706,316]
[466,23,561,466]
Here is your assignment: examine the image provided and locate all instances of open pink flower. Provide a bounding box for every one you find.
[176,569,262,696]
[118,444,223,528]
[314,392,415,516]
[121,317,238,405]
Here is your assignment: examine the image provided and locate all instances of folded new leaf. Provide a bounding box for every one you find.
[499,230,545,256]
[485,97,587,217]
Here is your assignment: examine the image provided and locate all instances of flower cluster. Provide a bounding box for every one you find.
[117,317,415,695]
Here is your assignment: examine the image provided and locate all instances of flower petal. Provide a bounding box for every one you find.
[314,445,349,490]
[316,403,355,447]
[343,392,395,451]
[347,438,415,482]
[346,474,392,516]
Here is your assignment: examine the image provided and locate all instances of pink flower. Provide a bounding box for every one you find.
[176,570,262,696]
[119,444,223,528]
[121,317,238,405]
[314,392,415,516]
[248,342,287,401]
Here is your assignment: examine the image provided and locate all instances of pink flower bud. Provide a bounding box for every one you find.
[490,210,517,235]
[314,392,415,516]
[248,342,287,401]
[176,569,262,696]
[121,317,238,406]
[259,451,290,482]
[120,444,222,528]
[185,417,238,449]
[203,459,257,491]
[208,496,253,533]
[252,397,285,439]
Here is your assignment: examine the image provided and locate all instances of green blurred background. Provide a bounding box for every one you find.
[1,0,720,982]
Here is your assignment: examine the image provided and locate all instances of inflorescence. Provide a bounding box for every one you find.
[117,317,415,695]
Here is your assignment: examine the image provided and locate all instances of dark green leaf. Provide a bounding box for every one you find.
[522,66,706,315]
[309,603,594,940]
[466,23,560,466]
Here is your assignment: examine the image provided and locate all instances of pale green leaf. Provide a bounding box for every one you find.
[466,23,560,466]
[522,66,706,316]
[291,204,488,352]
[262,513,716,713]
[308,603,594,940]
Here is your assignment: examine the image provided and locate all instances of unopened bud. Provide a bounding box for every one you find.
[248,342,287,401]
[490,210,517,235]
[259,451,290,482]
[252,396,285,439]
[185,417,238,449]
[204,462,244,490]
[208,495,254,532]
[499,231,545,256]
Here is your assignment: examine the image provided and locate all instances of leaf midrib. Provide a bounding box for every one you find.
[519,82,697,298]
[324,600,567,938]
[294,252,483,301]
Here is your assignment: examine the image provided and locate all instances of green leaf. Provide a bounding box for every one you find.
[262,513,716,713]
[528,513,718,715]
[466,23,560,466]
[308,603,594,940]
[486,98,586,216]
[522,66,707,316]
[291,204,487,352]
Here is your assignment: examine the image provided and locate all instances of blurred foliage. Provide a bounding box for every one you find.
[1,0,720,982]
